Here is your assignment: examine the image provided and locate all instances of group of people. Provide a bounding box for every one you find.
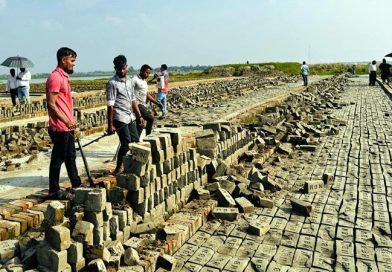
[5,67,31,106]
[368,59,391,86]
[45,47,169,199]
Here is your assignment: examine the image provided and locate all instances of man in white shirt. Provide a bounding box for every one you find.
[17,67,31,104]
[6,69,18,106]
[368,60,377,86]
[132,64,163,136]
[300,61,310,86]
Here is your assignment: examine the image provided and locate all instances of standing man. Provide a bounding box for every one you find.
[17,67,31,104]
[46,47,81,199]
[132,64,163,137]
[154,64,169,118]
[106,55,144,174]
[379,58,391,84]
[368,60,377,86]
[6,69,18,106]
[300,61,309,86]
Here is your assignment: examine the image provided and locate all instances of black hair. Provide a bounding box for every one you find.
[140,64,152,72]
[113,55,127,68]
[10,69,15,76]
[57,47,77,63]
[372,60,376,65]
[161,64,168,70]
[302,61,306,65]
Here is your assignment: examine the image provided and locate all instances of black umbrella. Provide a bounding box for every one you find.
[1,56,34,68]
[385,53,392,58]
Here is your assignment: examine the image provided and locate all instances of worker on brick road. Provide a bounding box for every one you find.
[106,55,144,175]
[131,64,163,137]
[46,47,82,199]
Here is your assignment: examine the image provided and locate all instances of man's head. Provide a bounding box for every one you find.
[20,68,25,72]
[140,64,152,79]
[160,64,167,71]
[383,58,386,63]
[113,55,127,78]
[303,61,306,65]
[10,69,15,77]
[57,47,77,74]
[372,60,376,65]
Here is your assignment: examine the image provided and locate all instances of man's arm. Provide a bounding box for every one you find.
[107,106,115,134]
[106,81,116,134]
[132,100,144,124]
[47,92,76,129]
[147,92,163,108]
[5,79,10,92]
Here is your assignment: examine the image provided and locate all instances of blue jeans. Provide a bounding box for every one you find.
[302,74,308,86]
[18,86,30,104]
[157,91,167,115]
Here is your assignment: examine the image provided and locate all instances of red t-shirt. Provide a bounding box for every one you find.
[46,67,75,132]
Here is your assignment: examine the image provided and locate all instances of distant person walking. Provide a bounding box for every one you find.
[300,61,309,86]
[16,67,31,104]
[379,58,391,84]
[368,60,377,86]
[352,64,356,76]
[6,69,18,106]
[106,55,143,175]
[154,64,169,118]
[46,47,81,199]
[132,64,163,137]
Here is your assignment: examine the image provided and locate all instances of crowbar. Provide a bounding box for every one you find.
[76,133,108,151]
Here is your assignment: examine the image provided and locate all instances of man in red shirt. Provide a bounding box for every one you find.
[46,47,81,199]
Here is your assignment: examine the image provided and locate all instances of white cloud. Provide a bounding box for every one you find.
[0,0,7,9]
[41,19,63,31]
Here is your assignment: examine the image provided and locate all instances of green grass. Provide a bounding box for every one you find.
[216,62,301,74]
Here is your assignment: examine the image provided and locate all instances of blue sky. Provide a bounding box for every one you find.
[0,0,391,73]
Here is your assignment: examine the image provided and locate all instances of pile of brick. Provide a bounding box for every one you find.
[115,129,207,220]
[167,77,295,111]
[0,92,107,123]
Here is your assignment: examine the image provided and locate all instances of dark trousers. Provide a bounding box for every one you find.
[137,104,154,136]
[114,120,139,170]
[49,130,81,193]
[302,74,308,86]
[10,88,18,106]
[369,71,377,86]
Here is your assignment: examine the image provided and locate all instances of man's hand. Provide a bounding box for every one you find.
[137,116,145,127]
[107,124,116,135]
[66,120,77,130]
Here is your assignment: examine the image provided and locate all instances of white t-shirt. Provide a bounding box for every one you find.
[301,65,309,76]
[6,75,18,91]
[18,70,31,87]
[132,74,148,106]
[368,64,377,73]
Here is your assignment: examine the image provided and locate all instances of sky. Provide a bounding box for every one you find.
[0,0,391,73]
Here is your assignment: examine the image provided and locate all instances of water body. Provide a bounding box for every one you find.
[0,75,111,84]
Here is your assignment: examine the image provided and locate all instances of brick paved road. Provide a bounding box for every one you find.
[172,77,392,271]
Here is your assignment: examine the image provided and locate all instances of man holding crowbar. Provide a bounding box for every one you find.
[46,47,84,200]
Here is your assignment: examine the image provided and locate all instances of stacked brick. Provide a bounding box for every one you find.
[0,92,107,122]
[116,128,208,220]
[196,122,255,163]
[0,109,107,160]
